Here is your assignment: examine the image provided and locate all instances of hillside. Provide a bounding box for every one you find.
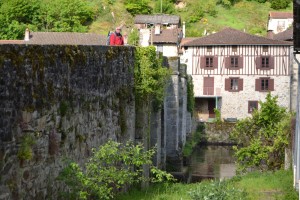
[88,0,293,38]
[0,0,293,40]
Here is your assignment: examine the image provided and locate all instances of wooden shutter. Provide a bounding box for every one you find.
[255,79,260,91]
[200,56,206,68]
[225,57,230,68]
[204,77,214,95]
[255,56,261,69]
[225,78,230,91]
[238,56,244,69]
[238,78,243,91]
[269,78,274,91]
[269,56,274,69]
[213,56,218,68]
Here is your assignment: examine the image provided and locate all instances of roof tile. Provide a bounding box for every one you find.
[182,28,292,46]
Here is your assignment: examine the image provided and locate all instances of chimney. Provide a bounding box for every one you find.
[155,24,160,35]
[24,28,30,41]
[267,30,274,39]
[183,21,186,38]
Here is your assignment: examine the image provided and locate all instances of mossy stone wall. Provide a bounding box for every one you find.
[0,44,135,199]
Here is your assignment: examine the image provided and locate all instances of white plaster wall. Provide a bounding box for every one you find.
[139,29,150,47]
[268,18,293,34]
[159,45,178,57]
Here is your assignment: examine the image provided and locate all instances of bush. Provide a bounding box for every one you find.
[58,140,174,199]
[270,0,291,9]
[231,93,292,172]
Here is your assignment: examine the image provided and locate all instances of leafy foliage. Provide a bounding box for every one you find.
[270,0,291,9]
[0,0,94,39]
[58,140,174,199]
[189,180,247,200]
[134,46,170,106]
[230,93,292,172]
[17,134,36,161]
[125,0,152,16]
[153,0,175,14]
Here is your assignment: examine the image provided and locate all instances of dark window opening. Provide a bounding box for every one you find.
[261,79,269,91]
[231,78,239,91]
[231,57,238,68]
[248,101,258,113]
[206,57,213,68]
[262,57,269,68]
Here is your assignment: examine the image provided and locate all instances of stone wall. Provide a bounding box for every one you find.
[202,122,236,144]
[0,45,135,199]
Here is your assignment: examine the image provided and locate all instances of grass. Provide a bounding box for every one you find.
[116,169,298,200]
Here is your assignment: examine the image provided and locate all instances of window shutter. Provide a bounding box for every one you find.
[269,79,274,91]
[213,56,218,68]
[225,78,230,91]
[238,56,244,69]
[225,57,230,68]
[200,56,205,68]
[255,56,261,69]
[255,79,260,91]
[269,56,274,69]
[238,78,243,91]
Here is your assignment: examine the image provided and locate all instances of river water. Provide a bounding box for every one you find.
[187,144,236,183]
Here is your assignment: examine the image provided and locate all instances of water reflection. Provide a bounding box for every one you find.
[188,145,236,183]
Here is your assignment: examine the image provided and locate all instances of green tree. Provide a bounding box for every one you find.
[58,140,174,199]
[153,0,175,14]
[37,0,94,32]
[231,93,292,172]
[0,0,41,39]
[270,0,291,9]
[125,0,152,16]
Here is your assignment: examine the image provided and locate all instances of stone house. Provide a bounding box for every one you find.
[267,11,293,34]
[181,27,292,121]
[134,14,183,56]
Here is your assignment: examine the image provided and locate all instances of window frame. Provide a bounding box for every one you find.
[205,56,214,68]
[248,101,258,113]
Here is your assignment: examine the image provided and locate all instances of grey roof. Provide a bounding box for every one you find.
[183,28,292,46]
[273,27,293,41]
[135,14,180,25]
[25,32,107,45]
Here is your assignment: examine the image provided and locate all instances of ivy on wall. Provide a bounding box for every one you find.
[134,46,170,107]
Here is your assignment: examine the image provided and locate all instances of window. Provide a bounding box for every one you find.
[206,57,213,68]
[201,56,218,69]
[255,78,274,91]
[157,45,163,53]
[232,46,237,52]
[207,46,212,52]
[248,101,258,113]
[263,46,268,52]
[230,57,239,68]
[256,56,274,69]
[261,57,269,68]
[231,78,239,91]
[225,78,243,92]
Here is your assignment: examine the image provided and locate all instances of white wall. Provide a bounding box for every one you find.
[268,18,293,34]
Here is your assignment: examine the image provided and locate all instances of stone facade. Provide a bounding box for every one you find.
[0,45,135,199]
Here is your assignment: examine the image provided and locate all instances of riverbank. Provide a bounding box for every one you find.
[117,169,298,200]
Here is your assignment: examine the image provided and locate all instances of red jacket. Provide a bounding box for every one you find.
[110,32,124,45]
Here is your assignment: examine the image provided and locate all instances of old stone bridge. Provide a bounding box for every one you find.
[0,44,192,199]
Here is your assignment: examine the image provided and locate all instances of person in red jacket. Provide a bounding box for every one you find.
[110,27,124,46]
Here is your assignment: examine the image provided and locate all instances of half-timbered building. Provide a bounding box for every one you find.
[182,28,292,121]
